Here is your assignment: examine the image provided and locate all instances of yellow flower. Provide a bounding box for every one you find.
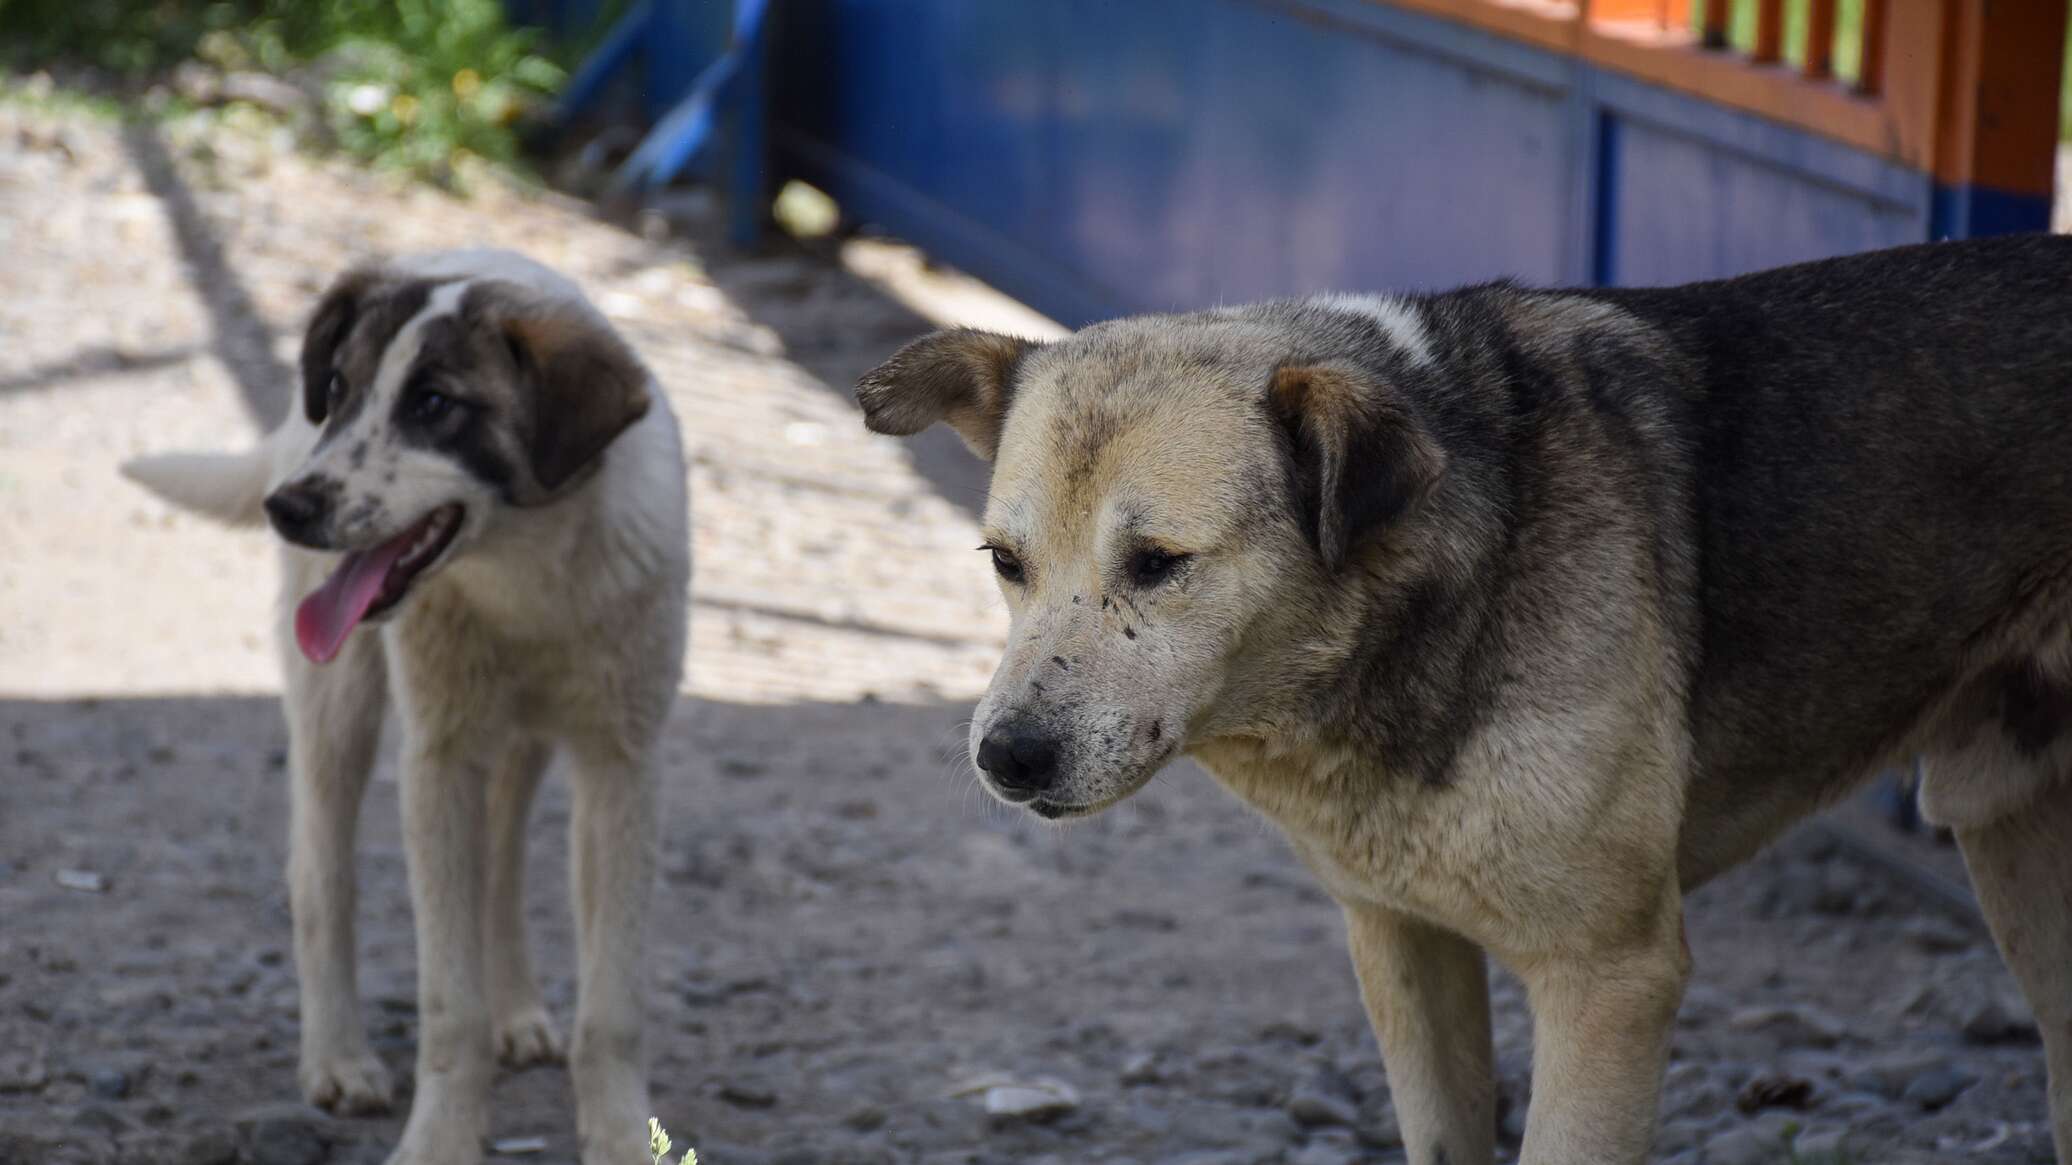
[452,68,483,100]
[390,93,420,126]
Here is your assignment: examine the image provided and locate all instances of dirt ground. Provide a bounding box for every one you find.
[0,87,2063,1165]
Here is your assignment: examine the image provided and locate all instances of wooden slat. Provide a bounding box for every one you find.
[1372,0,1584,54]
[1857,0,1888,94]
[1752,0,1786,63]
[1930,0,2069,193]
[1872,0,1948,175]
[1586,0,1686,27]
[1698,0,1730,48]
[1804,0,1837,79]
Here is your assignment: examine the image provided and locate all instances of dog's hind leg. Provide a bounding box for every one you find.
[565,736,659,1165]
[284,628,393,1115]
[1954,777,2072,1161]
[483,736,563,1068]
[1344,902,1495,1165]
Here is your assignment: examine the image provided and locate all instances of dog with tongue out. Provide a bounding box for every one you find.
[121,249,691,1165]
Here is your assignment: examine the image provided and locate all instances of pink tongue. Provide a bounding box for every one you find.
[293,532,416,664]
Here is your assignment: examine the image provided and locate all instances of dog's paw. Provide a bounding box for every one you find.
[300,1051,394,1116]
[495,1006,565,1069]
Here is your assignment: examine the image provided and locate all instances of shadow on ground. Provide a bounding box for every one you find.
[1,691,1379,1165]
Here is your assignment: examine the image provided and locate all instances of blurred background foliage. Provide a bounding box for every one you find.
[0,0,607,181]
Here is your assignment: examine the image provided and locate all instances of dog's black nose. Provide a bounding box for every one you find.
[264,482,329,543]
[976,725,1059,800]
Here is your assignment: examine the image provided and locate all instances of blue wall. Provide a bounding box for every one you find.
[770,0,1939,325]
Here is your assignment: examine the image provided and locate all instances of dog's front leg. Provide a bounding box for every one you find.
[284,633,393,1115]
[1511,891,1689,1165]
[1344,902,1495,1165]
[388,730,494,1165]
[566,738,658,1165]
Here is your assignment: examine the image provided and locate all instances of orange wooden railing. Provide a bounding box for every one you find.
[1377,0,2064,205]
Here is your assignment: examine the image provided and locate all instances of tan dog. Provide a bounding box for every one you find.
[857,237,2072,1164]
[123,250,688,1165]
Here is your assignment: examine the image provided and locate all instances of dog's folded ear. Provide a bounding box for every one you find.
[855,328,1040,460]
[471,285,652,498]
[1268,361,1446,571]
[300,266,380,424]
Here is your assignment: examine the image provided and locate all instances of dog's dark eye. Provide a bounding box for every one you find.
[409,389,454,423]
[1129,548,1188,587]
[982,544,1025,584]
[326,371,347,412]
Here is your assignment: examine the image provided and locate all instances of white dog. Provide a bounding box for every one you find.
[123,250,689,1165]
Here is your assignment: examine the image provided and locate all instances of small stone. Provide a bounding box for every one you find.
[1961,994,2038,1045]
[489,1135,548,1155]
[1122,1101,1171,1137]
[1256,1019,1322,1046]
[841,1105,886,1132]
[1663,1062,1710,1091]
[1353,1102,1402,1151]
[1792,1125,1849,1158]
[234,1102,332,1165]
[1902,917,1973,954]
[1843,1050,1946,1099]
[1901,1065,1977,1111]
[326,1143,390,1165]
[86,1066,131,1099]
[983,1080,1079,1124]
[73,1105,130,1136]
[0,1132,57,1165]
[1726,1004,1847,1048]
[1287,1130,1362,1165]
[174,1127,242,1165]
[1818,1090,1890,1118]
[0,1049,48,1093]
[1733,1071,1812,1114]
[1286,1086,1357,1129]
[1812,861,1863,914]
[1703,1113,1799,1165]
[719,1079,778,1109]
[1894,979,1941,1018]
[53,868,108,893]
[1119,1051,1162,1085]
[1703,1126,1776,1165]
[1655,1117,1705,1154]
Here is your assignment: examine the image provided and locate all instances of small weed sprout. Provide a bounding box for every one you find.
[648,1117,697,1165]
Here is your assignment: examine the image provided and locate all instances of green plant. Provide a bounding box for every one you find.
[0,0,576,181]
[648,1116,698,1165]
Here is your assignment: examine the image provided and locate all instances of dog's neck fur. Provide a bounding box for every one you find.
[428,398,688,638]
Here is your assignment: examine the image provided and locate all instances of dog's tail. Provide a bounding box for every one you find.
[119,445,272,528]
